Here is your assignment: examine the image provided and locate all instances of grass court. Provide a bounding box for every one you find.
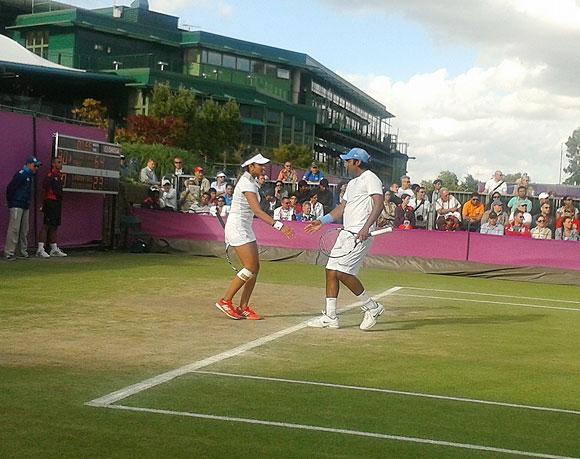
[1,253,579,458]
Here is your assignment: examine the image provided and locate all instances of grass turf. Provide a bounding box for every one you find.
[1,252,579,458]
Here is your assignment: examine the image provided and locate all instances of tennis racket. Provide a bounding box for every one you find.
[319,227,392,258]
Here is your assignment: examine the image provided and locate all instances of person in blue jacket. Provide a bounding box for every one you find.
[4,156,41,260]
[302,162,325,183]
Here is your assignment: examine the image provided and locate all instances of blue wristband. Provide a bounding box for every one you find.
[318,214,334,225]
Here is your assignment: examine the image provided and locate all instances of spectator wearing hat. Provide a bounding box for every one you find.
[435,188,462,230]
[410,187,430,229]
[139,158,159,185]
[482,200,509,226]
[554,216,580,241]
[531,215,552,239]
[4,156,41,260]
[303,163,324,184]
[531,192,550,215]
[505,210,531,238]
[394,193,416,228]
[556,196,578,220]
[507,186,532,215]
[210,172,228,196]
[158,179,177,211]
[277,161,298,183]
[480,212,504,236]
[191,166,210,196]
[483,170,507,196]
[461,192,485,231]
[317,179,334,214]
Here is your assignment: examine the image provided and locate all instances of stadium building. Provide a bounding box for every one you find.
[1,0,409,182]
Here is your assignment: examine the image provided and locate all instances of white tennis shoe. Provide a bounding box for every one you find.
[307,312,339,329]
[50,248,67,257]
[359,301,385,331]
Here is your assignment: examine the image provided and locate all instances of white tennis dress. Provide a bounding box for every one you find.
[225,171,260,247]
[326,170,383,275]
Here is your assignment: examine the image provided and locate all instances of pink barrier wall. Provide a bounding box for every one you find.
[135,209,580,271]
[0,111,107,251]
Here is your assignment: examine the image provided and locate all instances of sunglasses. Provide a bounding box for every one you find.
[537,219,545,223]
[174,161,182,164]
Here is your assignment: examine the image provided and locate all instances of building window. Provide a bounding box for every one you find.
[251,60,265,74]
[26,30,49,59]
[266,109,280,124]
[264,63,277,77]
[237,57,250,72]
[277,68,290,80]
[222,54,236,69]
[207,51,222,66]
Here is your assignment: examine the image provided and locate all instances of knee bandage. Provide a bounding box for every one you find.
[236,268,255,282]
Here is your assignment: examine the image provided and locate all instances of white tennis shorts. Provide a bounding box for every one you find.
[325,230,372,276]
[224,221,256,247]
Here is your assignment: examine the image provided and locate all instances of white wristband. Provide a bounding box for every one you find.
[272,221,284,231]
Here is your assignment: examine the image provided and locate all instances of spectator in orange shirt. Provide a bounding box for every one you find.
[461,192,485,231]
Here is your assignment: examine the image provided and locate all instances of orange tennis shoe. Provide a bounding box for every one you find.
[237,306,261,320]
[215,298,241,320]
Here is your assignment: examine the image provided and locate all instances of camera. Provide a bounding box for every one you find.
[416,215,424,221]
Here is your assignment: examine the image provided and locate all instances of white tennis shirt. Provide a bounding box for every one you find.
[342,169,383,232]
[227,171,260,230]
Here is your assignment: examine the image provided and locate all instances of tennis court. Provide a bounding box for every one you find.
[2,254,580,458]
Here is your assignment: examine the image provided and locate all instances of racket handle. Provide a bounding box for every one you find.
[370,227,393,236]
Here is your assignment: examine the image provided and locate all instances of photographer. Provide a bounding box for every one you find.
[410,186,430,230]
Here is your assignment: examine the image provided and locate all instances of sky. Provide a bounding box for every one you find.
[66,0,580,184]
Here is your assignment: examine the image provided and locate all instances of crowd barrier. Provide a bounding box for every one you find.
[134,209,580,272]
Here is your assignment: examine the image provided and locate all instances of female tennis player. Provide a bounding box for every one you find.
[216,153,294,320]
[304,148,385,331]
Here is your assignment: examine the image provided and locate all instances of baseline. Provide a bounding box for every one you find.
[191,370,580,417]
[404,287,580,305]
[103,404,578,459]
[86,286,402,407]
[391,293,580,313]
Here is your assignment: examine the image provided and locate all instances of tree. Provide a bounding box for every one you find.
[218,100,242,166]
[71,98,108,129]
[272,144,313,169]
[564,128,580,185]
[437,170,459,190]
[458,174,479,192]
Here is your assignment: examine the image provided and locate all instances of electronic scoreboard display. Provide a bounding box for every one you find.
[54,133,122,194]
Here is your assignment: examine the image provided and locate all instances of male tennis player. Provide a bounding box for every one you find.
[305,148,385,330]
[216,153,294,320]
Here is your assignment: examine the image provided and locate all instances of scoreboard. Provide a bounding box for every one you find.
[54,133,122,194]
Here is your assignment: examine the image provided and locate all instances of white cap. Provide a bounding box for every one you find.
[538,192,549,199]
[162,179,171,186]
[216,171,226,178]
[241,154,270,168]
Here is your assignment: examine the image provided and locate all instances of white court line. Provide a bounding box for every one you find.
[404,287,580,305]
[101,404,578,459]
[86,286,403,407]
[191,370,580,416]
[392,293,580,313]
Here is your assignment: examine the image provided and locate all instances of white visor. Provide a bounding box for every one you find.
[241,153,270,168]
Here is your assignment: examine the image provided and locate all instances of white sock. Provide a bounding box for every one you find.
[325,298,337,319]
[38,242,44,251]
[357,290,375,309]
[50,243,57,251]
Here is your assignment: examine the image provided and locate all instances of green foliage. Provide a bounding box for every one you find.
[437,170,459,189]
[272,144,313,169]
[503,172,522,183]
[120,142,201,179]
[564,128,580,185]
[457,174,479,192]
[71,98,108,129]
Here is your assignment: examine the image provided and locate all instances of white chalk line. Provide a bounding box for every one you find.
[392,293,580,313]
[190,370,580,417]
[100,404,578,459]
[86,286,403,407]
[404,287,580,305]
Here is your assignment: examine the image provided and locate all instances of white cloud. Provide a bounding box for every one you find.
[343,59,580,183]
[323,0,580,184]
